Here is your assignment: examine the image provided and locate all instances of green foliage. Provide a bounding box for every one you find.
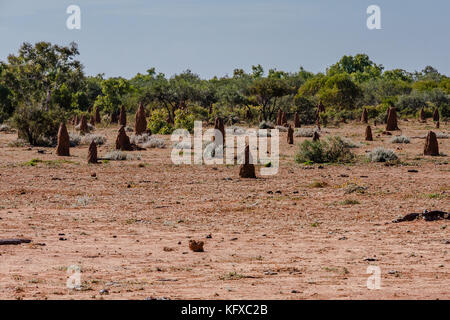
[1,42,449,127]
[12,104,67,146]
[293,95,316,124]
[318,73,361,110]
[174,109,196,133]
[249,77,292,120]
[2,42,84,110]
[148,109,173,134]
[295,136,354,164]
[327,54,384,81]
[94,77,131,117]
[0,83,14,122]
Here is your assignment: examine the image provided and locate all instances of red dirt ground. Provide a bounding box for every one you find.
[0,120,448,300]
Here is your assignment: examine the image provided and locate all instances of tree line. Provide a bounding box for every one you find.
[0,41,448,144]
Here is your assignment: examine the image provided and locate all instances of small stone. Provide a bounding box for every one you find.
[99,289,109,295]
[189,240,204,252]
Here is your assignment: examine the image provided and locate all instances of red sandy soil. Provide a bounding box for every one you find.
[0,120,448,300]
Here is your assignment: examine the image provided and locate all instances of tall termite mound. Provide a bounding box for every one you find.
[87,141,98,164]
[239,145,256,179]
[56,122,70,156]
[433,108,440,122]
[419,108,426,122]
[424,131,439,156]
[281,111,288,126]
[287,125,294,144]
[276,109,282,126]
[214,117,225,145]
[116,125,133,151]
[79,115,89,134]
[365,125,373,141]
[312,131,320,141]
[135,103,147,135]
[361,108,368,123]
[386,107,399,131]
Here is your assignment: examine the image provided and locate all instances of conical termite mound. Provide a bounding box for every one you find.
[214,117,225,145]
[239,145,256,179]
[115,125,133,151]
[276,109,282,126]
[134,103,147,135]
[361,108,368,123]
[87,141,98,164]
[386,107,399,131]
[56,122,70,156]
[424,131,439,156]
[281,111,288,127]
[312,131,320,141]
[287,125,294,144]
[79,115,89,134]
[433,108,440,122]
[365,125,373,141]
[419,108,426,122]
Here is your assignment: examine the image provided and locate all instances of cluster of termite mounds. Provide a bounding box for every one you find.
[276,109,289,127]
[55,102,152,163]
[53,99,444,177]
[418,107,440,128]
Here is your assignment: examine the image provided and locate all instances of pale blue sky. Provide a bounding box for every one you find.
[0,0,449,78]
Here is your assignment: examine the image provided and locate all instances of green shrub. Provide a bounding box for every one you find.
[147,109,174,135]
[174,109,196,133]
[12,105,66,146]
[295,136,354,164]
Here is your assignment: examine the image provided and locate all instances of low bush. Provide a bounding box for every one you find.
[142,137,166,149]
[295,136,354,164]
[390,135,410,144]
[275,125,288,132]
[103,151,141,161]
[12,105,66,146]
[366,147,398,162]
[259,121,275,129]
[295,128,319,137]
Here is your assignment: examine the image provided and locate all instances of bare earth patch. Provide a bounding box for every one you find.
[0,121,448,300]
